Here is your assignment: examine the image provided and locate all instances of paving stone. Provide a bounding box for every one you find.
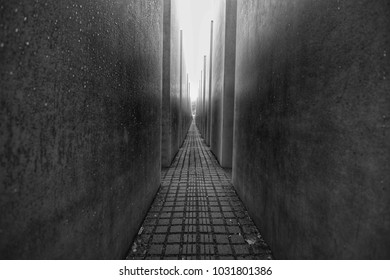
[212,218,225,225]
[230,234,246,244]
[167,234,181,243]
[172,218,183,225]
[199,234,213,243]
[200,244,215,255]
[211,213,222,218]
[144,218,157,226]
[170,225,182,233]
[160,213,171,218]
[228,226,241,234]
[149,245,163,255]
[186,225,198,233]
[183,244,196,255]
[158,219,170,225]
[152,235,166,243]
[172,213,184,218]
[215,235,229,244]
[217,245,233,255]
[155,226,168,233]
[183,234,197,243]
[165,244,180,255]
[214,226,227,233]
[199,225,211,233]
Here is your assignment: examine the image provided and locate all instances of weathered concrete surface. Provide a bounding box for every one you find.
[0,0,163,259]
[210,4,225,163]
[179,35,190,146]
[197,57,208,139]
[197,55,211,143]
[161,0,173,167]
[210,0,236,168]
[233,0,390,259]
[161,0,191,167]
[196,69,204,136]
[206,21,213,147]
[203,57,208,139]
[220,0,237,168]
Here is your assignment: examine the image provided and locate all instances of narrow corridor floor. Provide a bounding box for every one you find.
[126,122,273,260]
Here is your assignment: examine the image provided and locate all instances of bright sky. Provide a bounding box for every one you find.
[175,0,219,102]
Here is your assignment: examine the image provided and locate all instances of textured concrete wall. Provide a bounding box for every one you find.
[196,69,204,135]
[210,2,225,163]
[203,57,208,139]
[220,0,237,168]
[161,0,173,167]
[197,53,211,143]
[0,0,163,259]
[179,42,190,146]
[161,0,191,167]
[206,21,214,146]
[233,0,390,259]
[210,0,236,168]
[196,57,208,138]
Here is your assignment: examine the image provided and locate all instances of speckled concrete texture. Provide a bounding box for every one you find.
[233,0,390,259]
[0,0,163,259]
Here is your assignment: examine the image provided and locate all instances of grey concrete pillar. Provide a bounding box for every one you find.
[220,0,237,168]
[207,21,214,146]
[203,56,207,138]
[0,0,163,259]
[161,0,172,167]
[179,29,183,145]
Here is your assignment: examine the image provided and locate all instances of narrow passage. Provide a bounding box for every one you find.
[127,122,272,260]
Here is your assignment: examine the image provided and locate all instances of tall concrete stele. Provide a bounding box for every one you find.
[161,0,192,168]
[210,0,237,168]
[0,0,165,259]
[232,0,390,259]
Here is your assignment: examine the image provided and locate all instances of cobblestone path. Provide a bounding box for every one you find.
[127,122,272,260]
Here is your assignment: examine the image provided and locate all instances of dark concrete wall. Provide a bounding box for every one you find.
[210,0,236,168]
[206,21,214,146]
[162,0,180,167]
[220,0,237,168]
[0,0,163,259]
[161,0,173,167]
[197,58,208,138]
[233,0,390,259]
[210,2,225,163]
[196,69,204,135]
[179,42,190,146]
[161,0,191,167]
[197,55,211,143]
